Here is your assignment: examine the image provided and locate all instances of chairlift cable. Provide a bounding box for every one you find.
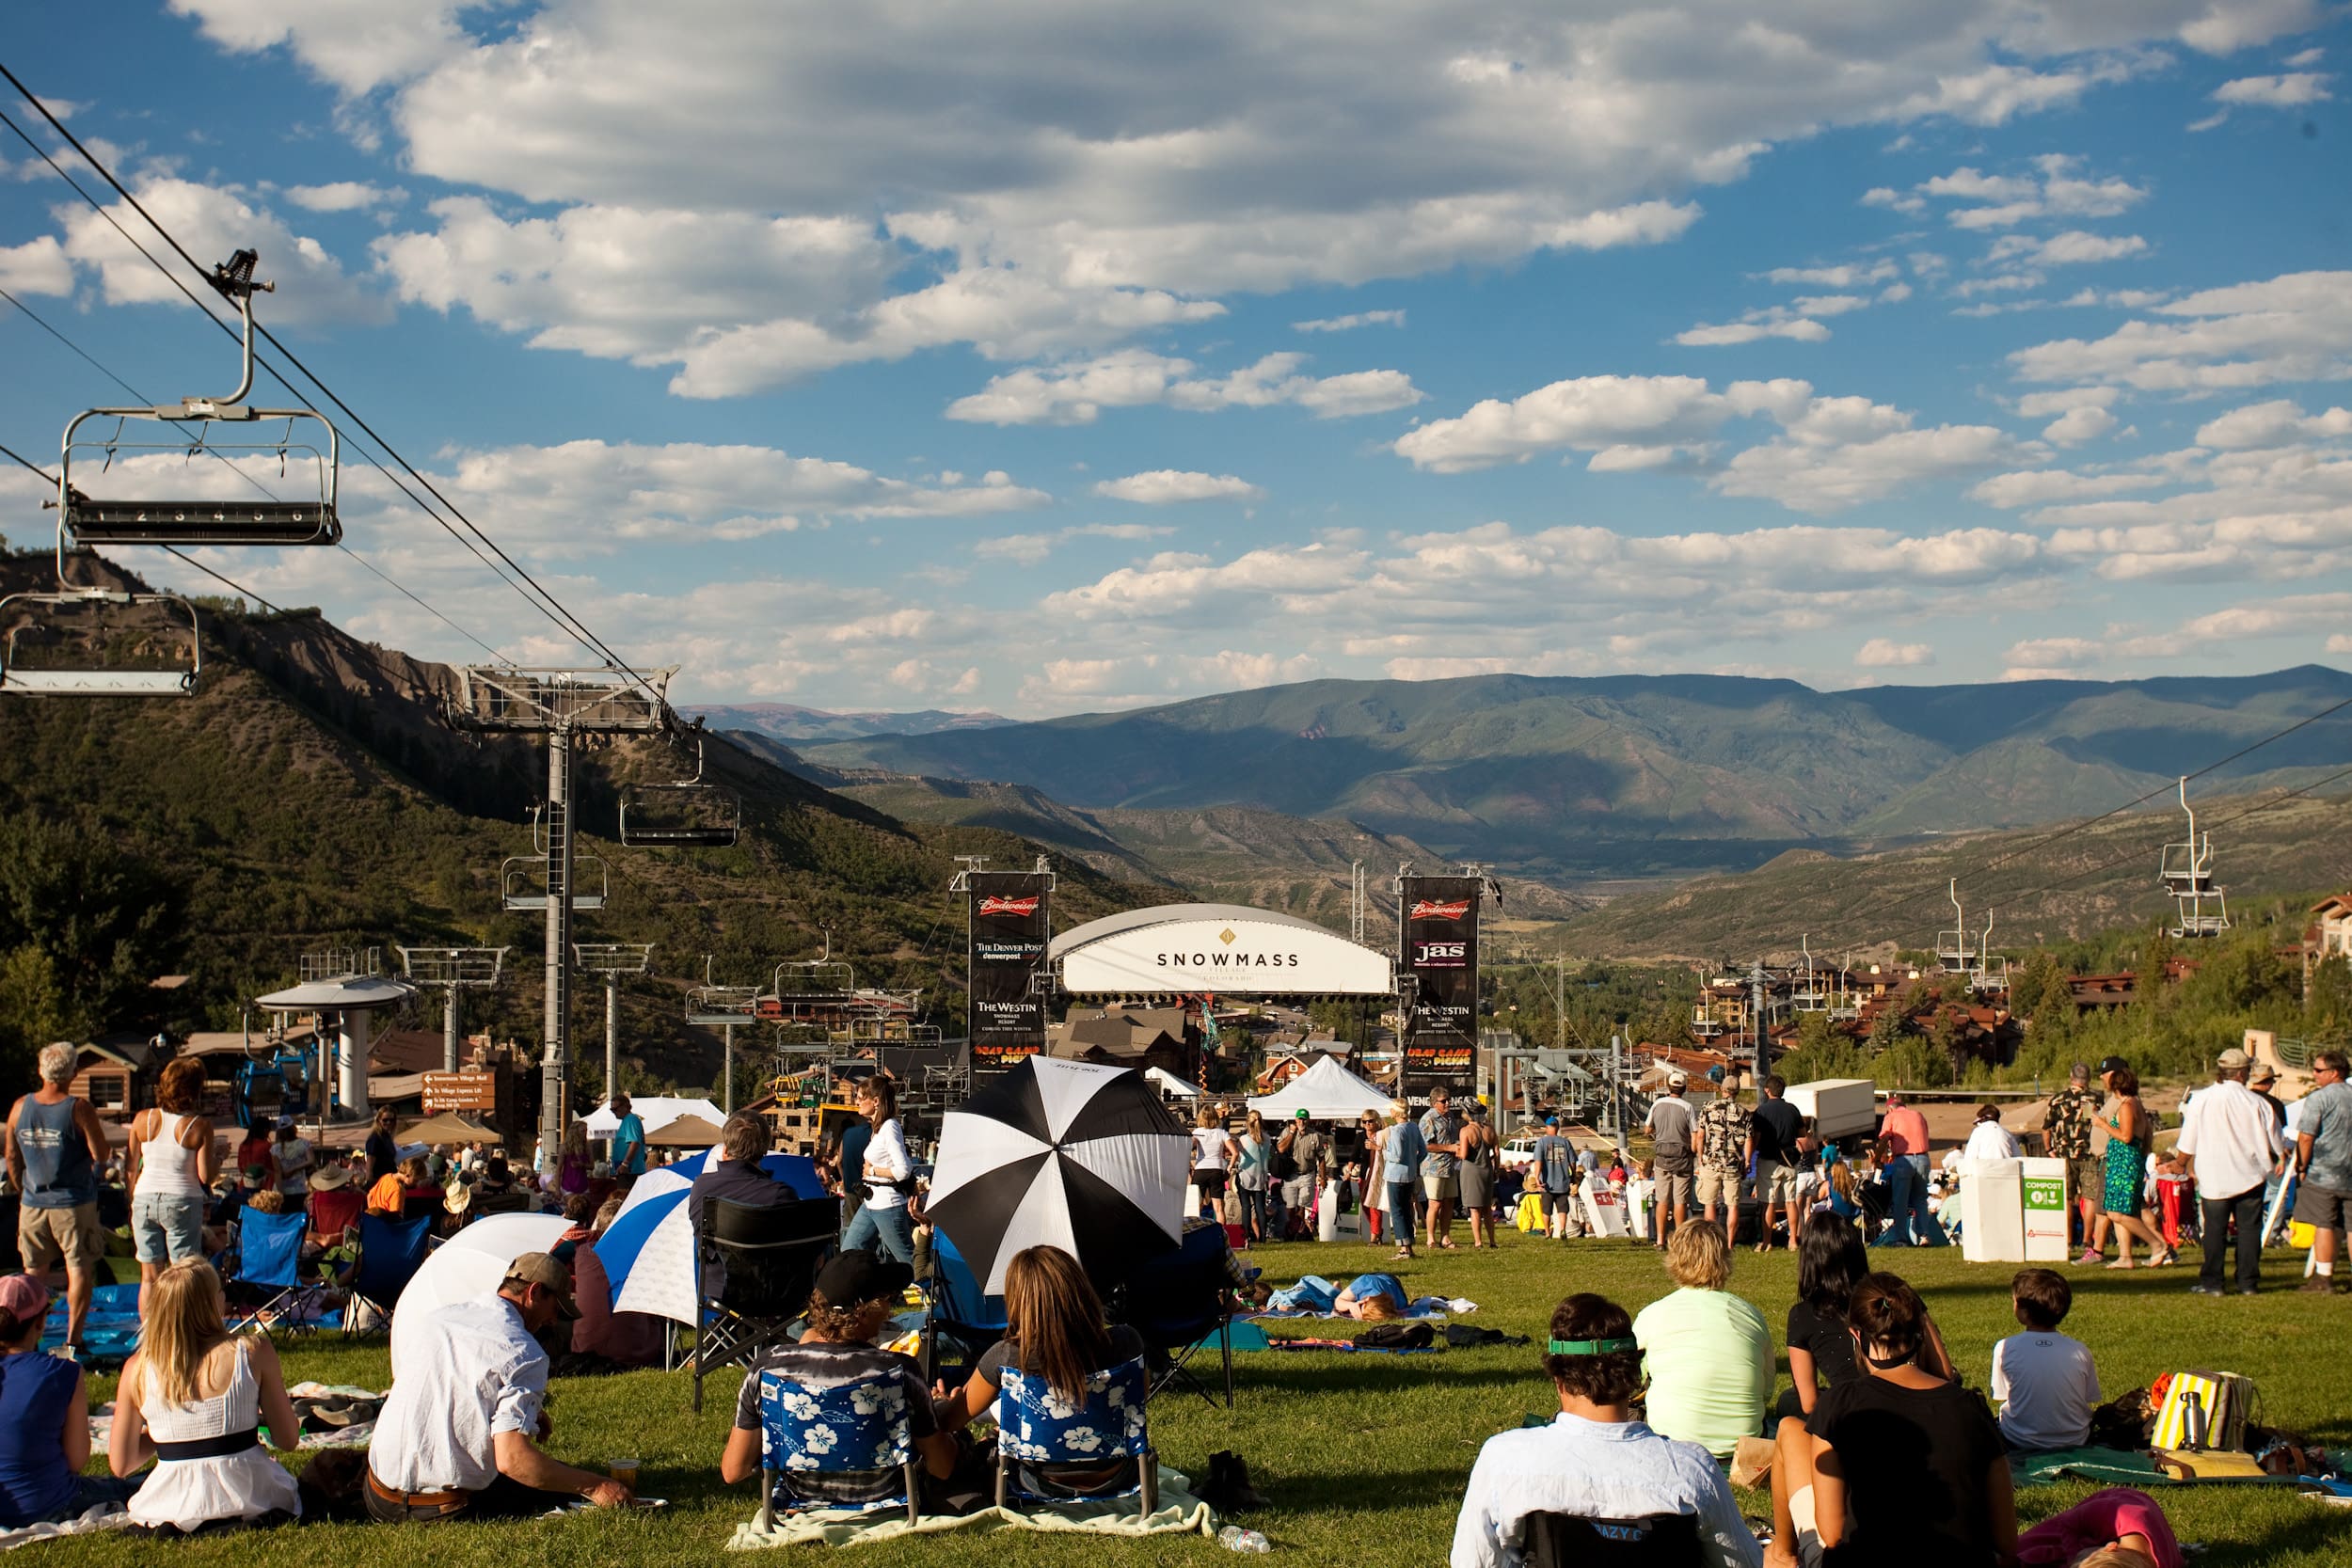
[0,87,632,679]
[0,283,515,666]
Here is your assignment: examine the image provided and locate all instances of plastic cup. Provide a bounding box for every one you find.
[609,1458,640,1489]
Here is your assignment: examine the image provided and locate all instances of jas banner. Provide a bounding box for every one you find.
[1399,874,1482,1088]
[967,870,1051,1072]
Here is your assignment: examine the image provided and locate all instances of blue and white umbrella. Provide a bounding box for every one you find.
[597,1152,824,1324]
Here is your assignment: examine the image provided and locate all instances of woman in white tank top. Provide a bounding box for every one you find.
[128,1060,217,1316]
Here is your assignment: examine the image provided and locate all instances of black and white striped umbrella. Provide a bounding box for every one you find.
[927,1056,1189,1294]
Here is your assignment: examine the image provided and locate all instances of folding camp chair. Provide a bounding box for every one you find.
[754,1364,922,1528]
[920,1229,1008,1385]
[994,1355,1156,1521]
[1113,1222,1235,1408]
[692,1198,835,1413]
[342,1211,433,1338]
[223,1206,325,1338]
[1518,1510,1704,1568]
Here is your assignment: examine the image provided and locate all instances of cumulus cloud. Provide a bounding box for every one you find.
[0,236,73,296]
[1293,309,1405,332]
[56,176,388,326]
[1857,638,1935,667]
[946,350,1422,425]
[283,181,406,212]
[2195,399,2352,449]
[972,521,1173,564]
[2212,71,2334,106]
[2011,270,2352,391]
[1093,470,1264,504]
[1884,153,2146,231]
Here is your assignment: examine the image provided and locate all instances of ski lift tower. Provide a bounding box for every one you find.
[574,943,655,1108]
[449,666,672,1154]
[253,948,411,1123]
[2161,777,2232,938]
[686,956,764,1116]
[396,946,508,1072]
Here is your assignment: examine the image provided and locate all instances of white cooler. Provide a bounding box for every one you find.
[1962,1158,2026,1263]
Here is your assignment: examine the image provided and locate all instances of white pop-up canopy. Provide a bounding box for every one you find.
[583,1096,723,1136]
[1146,1067,1201,1100]
[1247,1055,1391,1121]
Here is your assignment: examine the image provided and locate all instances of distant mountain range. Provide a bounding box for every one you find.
[683,702,1011,742]
[793,668,2352,882]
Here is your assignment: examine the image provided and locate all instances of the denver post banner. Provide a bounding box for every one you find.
[967,871,1051,1073]
[1399,875,1482,1092]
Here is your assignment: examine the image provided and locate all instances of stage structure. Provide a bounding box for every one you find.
[956,858,1055,1075]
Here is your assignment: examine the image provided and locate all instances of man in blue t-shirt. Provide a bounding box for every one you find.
[1533,1118,1581,1240]
[609,1094,647,1180]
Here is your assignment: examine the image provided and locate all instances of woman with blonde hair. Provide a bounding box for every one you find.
[108,1259,302,1532]
[934,1245,1148,1497]
[1629,1221,1773,1461]
[1234,1109,1274,1243]
[126,1057,217,1318]
[1380,1101,1428,1260]
[1190,1102,1233,1223]
[559,1119,595,1196]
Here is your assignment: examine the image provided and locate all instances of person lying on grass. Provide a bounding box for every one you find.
[932,1244,1147,1498]
[1450,1290,1758,1568]
[1766,1271,2013,1568]
[722,1252,956,1510]
[1332,1273,1408,1320]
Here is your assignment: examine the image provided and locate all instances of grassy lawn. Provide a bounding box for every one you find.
[57,1233,2352,1565]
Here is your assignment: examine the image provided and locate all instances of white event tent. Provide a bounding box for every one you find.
[583,1096,724,1137]
[1247,1055,1391,1121]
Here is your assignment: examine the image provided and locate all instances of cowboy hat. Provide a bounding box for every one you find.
[307,1166,353,1192]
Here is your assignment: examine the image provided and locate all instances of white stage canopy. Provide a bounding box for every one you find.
[1146,1067,1201,1099]
[1248,1055,1392,1120]
[583,1096,723,1137]
[1054,904,1393,996]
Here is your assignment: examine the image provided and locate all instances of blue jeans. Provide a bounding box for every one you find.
[1237,1183,1274,1243]
[1871,1155,1947,1247]
[1386,1179,1419,1248]
[842,1202,914,1264]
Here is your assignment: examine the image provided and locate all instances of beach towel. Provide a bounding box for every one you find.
[1268,1338,1440,1355]
[726,1465,1217,1550]
[0,1502,131,1553]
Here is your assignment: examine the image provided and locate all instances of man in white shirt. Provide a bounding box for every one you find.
[1452,1291,1758,1568]
[1963,1106,2023,1164]
[366,1252,633,1521]
[2178,1047,2286,1297]
[1644,1073,1697,1251]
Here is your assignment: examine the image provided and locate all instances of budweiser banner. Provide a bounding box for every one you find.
[967,870,1052,1071]
[1399,874,1482,1090]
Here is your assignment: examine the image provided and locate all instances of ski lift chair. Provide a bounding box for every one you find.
[223,1206,326,1339]
[691,1197,836,1413]
[620,736,740,848]
[993,1356,1157,1521]
[341,1211,433,1338]
[1517,1511,1705,1568]
[1110,1222,1236,1409]
[501,854,610,911]
[56,250,341,550]
[0,588,199,696]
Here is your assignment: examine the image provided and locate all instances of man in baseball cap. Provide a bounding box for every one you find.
[366,1249,628,1521]
[2179,1047,2284,1296]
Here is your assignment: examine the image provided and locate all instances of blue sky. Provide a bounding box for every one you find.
[1,2,2348,714]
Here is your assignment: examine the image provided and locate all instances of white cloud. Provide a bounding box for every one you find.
[2011,270,2352,391]
[1093,470,1264,505]
[1969,467,2166,508]
[2213,71,2334,105]
[1715,419,2019,513]
[56,176,388,326]
[946,350,1422,425]
[1898,154,2147,230]
[282,181,408,212]
[2194,398,2352,449]
[2043,404,2121,445]
[1676,316,1833,346]
[1857,638,1935,667]
[972,522,1173,563]
[1391,374,1735,473]
[1293,309,1406,333]
[1759,261,1899,288]
[0,236,73,296]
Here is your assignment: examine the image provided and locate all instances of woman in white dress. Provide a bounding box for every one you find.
[108,1259,302,1533]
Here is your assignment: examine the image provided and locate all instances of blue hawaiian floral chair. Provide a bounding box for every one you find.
[993,1355,1156,1519]
[755,1365,922,1528]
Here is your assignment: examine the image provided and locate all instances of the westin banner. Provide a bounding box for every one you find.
[967,871,1051,1072]
[1399,875,1483,1088]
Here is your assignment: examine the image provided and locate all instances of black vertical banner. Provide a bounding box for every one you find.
[967,870,1051,1073]
[1399,875,1481,1090]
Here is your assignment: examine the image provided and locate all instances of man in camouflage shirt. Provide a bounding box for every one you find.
[2042,1061,2102,1249]
[1694,1087,1752,1228]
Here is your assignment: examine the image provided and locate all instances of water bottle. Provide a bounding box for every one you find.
[1219,1525,1272,1553]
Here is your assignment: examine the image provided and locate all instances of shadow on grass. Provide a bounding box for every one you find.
[1253,1464,1501,1518]
[2196,1508,2352,1567]
[1227,1361,1546,1396]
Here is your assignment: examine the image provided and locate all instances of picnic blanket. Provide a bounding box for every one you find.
[1268,1338,1440,1355]
[726,1465,1217,1550]
[1248,1298,1452,1322]
[2009,1446,2298,1489]
[0,1502,131,1553]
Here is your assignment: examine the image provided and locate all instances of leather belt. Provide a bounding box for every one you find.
[366,1470,469,1508]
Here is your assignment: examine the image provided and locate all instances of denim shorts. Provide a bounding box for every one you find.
[131,1192,204,1265]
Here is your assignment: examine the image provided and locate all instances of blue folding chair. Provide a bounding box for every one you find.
[224,1207,323,1338]
[993,1356,1156,1519]
[920,1229,1008,1384]
[1112,1222,1235,1407]
[342,1212,433,1337]
[755,1365,922,1528]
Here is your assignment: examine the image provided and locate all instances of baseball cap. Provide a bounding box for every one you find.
[501,1252,580,1320]
[1545,1116,1560,1127]
[815,1250,914,1307]
[276,1115,296,1132]
[1294,1108,1311,1119]
[1667,1069,1689,1087]
[0,1275,50,1330]
[2217,1047,2251,1071]
[2097,1055,2128,1075]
